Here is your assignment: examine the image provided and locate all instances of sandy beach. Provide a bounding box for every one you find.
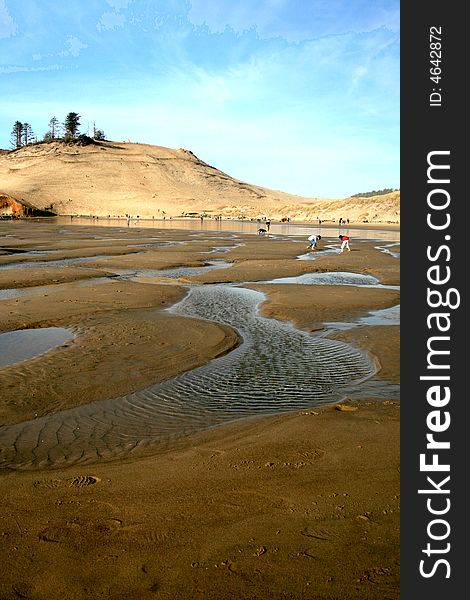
[0,219,399,599]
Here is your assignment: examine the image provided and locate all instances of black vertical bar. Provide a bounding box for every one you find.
[401,3,465,597]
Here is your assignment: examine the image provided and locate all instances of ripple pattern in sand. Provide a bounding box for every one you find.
[0,286,375,471]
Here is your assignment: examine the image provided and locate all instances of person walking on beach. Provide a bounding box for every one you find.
[307,234,321,250]
[338,234,350,252]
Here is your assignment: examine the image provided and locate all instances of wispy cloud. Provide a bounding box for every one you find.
[32,36,88,61]
[188,0,399,41]
[0,0,17,39]
[0,64,61,74]
[106,0,134,9]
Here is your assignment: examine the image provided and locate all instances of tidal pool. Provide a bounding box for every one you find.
[266,271,380,286]
[0,327,74,368]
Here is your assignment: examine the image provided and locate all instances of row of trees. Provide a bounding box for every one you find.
[351,188,398,198]
[10,112,106,149]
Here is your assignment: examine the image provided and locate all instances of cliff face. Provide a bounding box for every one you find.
[0,193,54,217]
[0,141,399,223]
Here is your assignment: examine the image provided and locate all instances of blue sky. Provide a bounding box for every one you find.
[0,0,399,198]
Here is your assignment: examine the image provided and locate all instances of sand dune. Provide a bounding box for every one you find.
[0,140,399,223]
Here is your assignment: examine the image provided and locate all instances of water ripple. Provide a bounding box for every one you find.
[0,285,376,471]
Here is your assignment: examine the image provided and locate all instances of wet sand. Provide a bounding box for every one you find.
[0,220,399,599]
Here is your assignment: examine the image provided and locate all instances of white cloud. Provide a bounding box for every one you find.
[174,61,265,106]
[106,0,133,9]
[97,11,126,31]
[98,0,133,31]
[0,0,17,39]
[61,36,88,58]
[0,64,62,74]
[188,1,270,36]
[30,36,88,62]
[187,0,399,42]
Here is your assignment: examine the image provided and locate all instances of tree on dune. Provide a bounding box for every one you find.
[43,116,61,141]
[22,123,35,146]
[9,121,35,148]
[10,121,23,149]
[9,113,106,147]
[63,112,81,140]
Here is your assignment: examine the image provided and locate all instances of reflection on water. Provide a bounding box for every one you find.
[322,304,400,331]
[359,304,400,325]
[0,255,110,270]
[0,289,24,300]
[296,245,340,260]
[109,260,232,281]
[264,271,399,291]
[0,327,74,368]
[0,286,378,471]
[375,243,400,258]
[52,216,400,241]
[266,271,380,286]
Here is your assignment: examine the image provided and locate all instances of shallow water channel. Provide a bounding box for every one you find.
[0,281,387,471]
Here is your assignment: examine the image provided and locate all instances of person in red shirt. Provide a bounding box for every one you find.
[339,234,350,252]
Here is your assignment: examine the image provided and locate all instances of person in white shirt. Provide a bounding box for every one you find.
[307,234,321,250]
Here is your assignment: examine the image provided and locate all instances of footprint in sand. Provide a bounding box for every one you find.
[68,475,101,487]
[34,475,100,488]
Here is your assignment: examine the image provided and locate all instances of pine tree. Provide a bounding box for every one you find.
[22,123,35,145]
[48,116,60,139]
[10,121,23,149]
[63,112,80,139]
